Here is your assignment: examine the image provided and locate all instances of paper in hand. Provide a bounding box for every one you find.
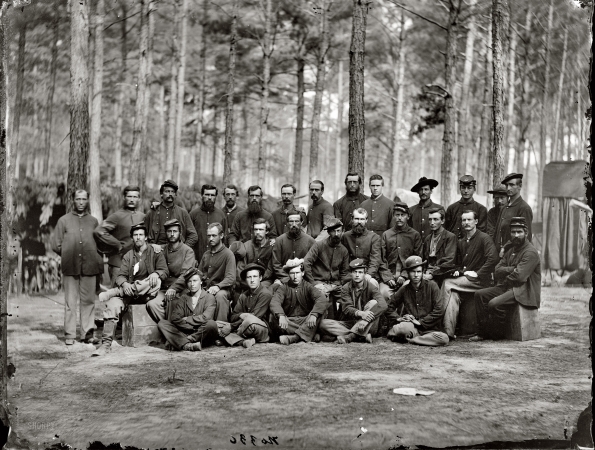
[133,262,140,275]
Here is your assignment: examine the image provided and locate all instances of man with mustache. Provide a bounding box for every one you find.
[441,210,498,339]
[333,173,368,232]
[93,185,145,284]
[423,208,457,287]
[144,179,198,248]
[303,218,351,320]
[494,173,533,255]
[408,177,444,242]
[444,175,488,238]
[228,185,278,245]
[271,213,315,285]
[360,174,395,237]
[222,184,244,243]
[190,184,227,262]
[472,217,540,341]
[236,218,274,290]
[486,185,508,242]
[272,184,307,236]
[306,180,335,239]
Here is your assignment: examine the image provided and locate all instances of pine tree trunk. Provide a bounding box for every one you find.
[223,0,238,187]
[212,106,219,181]
[491,0,507,189]
[334,59,344,198]
[348,0,369,180]
[174,0,188,184]
[293,54,305,188]
[113,2,128,186]
[68,0,90,209]
[552,27,568,162]
[193,0,208,187]
[140,1,154,190]
[390,11,405,195]
[166,64,177,180]
[158,83,165,174]
[514,5,532,175]
[89,0,104,221]
[477,22,492,189]
[503,27,516,173]
[309,0,330,181]
[257,0,272,184]
[12,23,26,179]
[576,53,582,159]
[43,19,59,176]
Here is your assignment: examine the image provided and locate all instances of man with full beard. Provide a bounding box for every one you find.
[271,213,315,285]
[333,173,368,232]
[486,185,508,242]
[306,180,335,239]
[236,218,274,290]
[190,184,227,262]
[303,218,351,320]
[272,184,307,236]
[228,185,278,245]
[222,184,244,243]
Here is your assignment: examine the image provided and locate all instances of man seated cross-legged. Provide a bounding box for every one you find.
[319,259,387,344]
[386,256,449,347]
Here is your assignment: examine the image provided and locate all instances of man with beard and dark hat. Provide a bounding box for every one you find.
[306,180,335,239]
[444,175,488,238]
[360,174,395,237]
[93,185,145,284]
[190,184,227,262]
[303,217,351,320]
[472,217,540,341]
[222,184,244,243]
[272,184,307,236]
[486,185,508,242]
[271,213,316,286]
[494,173,533,255]
[408,177,444,241]
[228,185,278,245]
[236,218,274,290]
[333,173,368,232]
[144,179,198,248]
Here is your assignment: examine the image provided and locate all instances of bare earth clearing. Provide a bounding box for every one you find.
[4,286,592,450]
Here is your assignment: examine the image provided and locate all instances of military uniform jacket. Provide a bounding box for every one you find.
[494,195,533,251]
[486,206,501,241]
[381,224,423,280]
[170,290,216,332]
[303,239,351,286]
[270,280,329,318]
[307,198,334,238]
[360,194,395,236]
[444,199,488,238]
[341,229,386,281]
[162,242,196,293]
[236,239,274,286]
[230,285,272,329]
[93,209,146,267]
[333,192,369,231]
[197,245,236,290]
[222,205,244,242]
[189,206,228,262]
[338,279,387,322]
[115,244,169,287]
[229,209,278,245]
[494,240,541,308]
[408,199,444,242]
[386,279,445,333]
[144,204,198,248]
[271,232,315,283]
[422,229,457,276]
[452,230,498,285]
[272,205,307,237]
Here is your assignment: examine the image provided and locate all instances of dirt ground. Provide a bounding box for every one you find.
[4,286,592,450]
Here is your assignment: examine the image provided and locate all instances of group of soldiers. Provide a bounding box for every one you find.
[50,170,540,354]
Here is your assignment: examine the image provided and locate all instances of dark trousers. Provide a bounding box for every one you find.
[157,319,218,350]
[270,315,321,342]
[474,285,517,338]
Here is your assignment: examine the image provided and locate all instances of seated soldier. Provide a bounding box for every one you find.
[441,210,498,339]
[271,213,315,287]
[471,217,541,341]
[303,217,351,320]
[217,263,272,348]
[236,218,274,291]
[157,268,219,351]
[319,259,387,344]
[269,258,328,345]
[423,208,457,287]
[386,256,449,347]
[93,222,169,356]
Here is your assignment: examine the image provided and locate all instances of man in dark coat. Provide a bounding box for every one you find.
[272,184,307,236]
[269,258,328,345]
[472,217,541,340]
[386,256,449,346]
[319,259,387,343]
[306,180,335,239]
[494,173,533,254]
[222,184,244,244]
[190,184,228,262]
[333,173,368,232]
[157,268,219,351]
[486,185,508,241]
[444,175,488,238]
[271,213,315,285]
[360,174,395,237]
[423,208,457,287]
[229,185,278,245]
[408,177,444,242]
[236,218,274,290]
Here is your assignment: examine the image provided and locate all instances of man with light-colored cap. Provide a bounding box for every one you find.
[303,217,351,320]
[386,256,449,346]
[271,212,315,285]
[408,177,444,241]
[444,175,488,238]
[217,263,272,348]
[269,258,328,345]
[472,217,541,341]
[494,173,533,254]
[319,259,387,344]
[486,185,508,241]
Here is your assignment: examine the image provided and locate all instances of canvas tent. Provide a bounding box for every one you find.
[541,160,591,272]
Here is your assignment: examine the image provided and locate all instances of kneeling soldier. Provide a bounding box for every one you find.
[218,263,272,348]
[319,259,387,344]
[269,258,328,345]
[157,268,219,351]
[386,256,449,346]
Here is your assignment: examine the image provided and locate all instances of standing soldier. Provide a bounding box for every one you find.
[306,180,334,239]
[236,219,275,290]
[52,190,104,345]
[228,185,278,245]
[222,184,244,243]
[422,208,457,287]
[486,185,508,241]
[408,177,444,242]
[444,175,488,238]
[360,174,395,237]
[272,184,307,236]
[190,184,227,262]
[334,173,368,232]
[93,185,145,284]
[271,213,315,286]
[494,173,533,255]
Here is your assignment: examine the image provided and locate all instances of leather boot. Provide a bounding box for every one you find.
[92,319,116,356]
[337,333,356,344]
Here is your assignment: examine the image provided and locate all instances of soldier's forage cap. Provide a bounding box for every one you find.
[501,173,523,184]
[393,202,410,215]
[459,175,477,186]
[123,185,141,194]
[349,258,368,270]
[229,241,247,259]
[161,179,179,192]
[411,177,439,192]
[240,262,266,280]
[403,255,427,270]
[283,258,304,272]
[487,185,508,195]
[184,267,204,282]
[323,217,343,231]
[129,222,148,237]
[510,216,528,229]
[163,219,182,230]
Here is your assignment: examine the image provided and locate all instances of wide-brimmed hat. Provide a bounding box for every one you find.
[411,177,438,192]
[403,255,426,270]
[501,173,523,185]
[240,263,266,280]
[283,258,304,272]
